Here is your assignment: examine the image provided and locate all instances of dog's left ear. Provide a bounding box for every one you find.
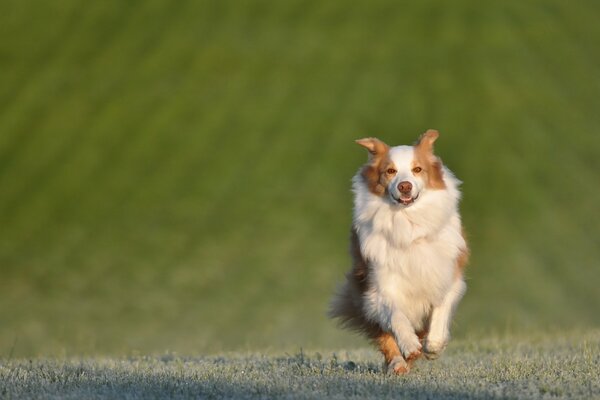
[415,129,439,154]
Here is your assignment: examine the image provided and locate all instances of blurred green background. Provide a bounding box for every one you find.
[1,0,599,356]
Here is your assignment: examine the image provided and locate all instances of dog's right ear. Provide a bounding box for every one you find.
[355,137,389,157]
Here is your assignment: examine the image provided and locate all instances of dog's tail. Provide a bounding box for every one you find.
[328,277,380,337]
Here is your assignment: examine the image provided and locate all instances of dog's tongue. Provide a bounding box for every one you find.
[400,196,413,205]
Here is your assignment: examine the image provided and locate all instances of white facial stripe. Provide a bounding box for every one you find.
[388,146,414,181]
[388,145,422,201]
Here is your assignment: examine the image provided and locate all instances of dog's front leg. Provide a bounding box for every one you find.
[390,311,422,361]
[381,310,421,374]
[424,278,466,359]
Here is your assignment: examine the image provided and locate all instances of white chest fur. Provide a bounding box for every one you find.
[352,173,465,332]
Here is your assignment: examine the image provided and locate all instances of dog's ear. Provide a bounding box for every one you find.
[355,137,389,157]
[415,129,439,154]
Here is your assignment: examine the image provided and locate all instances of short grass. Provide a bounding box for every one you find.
[2,332,599,400]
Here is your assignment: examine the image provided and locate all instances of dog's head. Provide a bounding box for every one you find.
[356,130,446,207]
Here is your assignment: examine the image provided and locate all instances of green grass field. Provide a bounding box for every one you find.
[2,332,599,399]
[1,0,600,358]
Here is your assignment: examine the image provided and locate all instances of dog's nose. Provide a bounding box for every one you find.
[398,181,412,194]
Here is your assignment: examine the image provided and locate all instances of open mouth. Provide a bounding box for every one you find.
[393,193,419,206]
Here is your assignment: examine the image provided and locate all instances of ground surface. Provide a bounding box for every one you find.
[1,334,599,399]
[1,0,600,356]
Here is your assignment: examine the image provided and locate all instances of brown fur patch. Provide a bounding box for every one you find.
[375,331,402,365]
[405,349,422,363]
[394,365,409,374]
[355,137,396,196]
[413,129,446,190]
[455,228,470,279]
[417,329,429,342]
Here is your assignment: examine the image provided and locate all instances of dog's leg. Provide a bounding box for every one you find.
[390,311,422,362]
[405,329,428,368]
[374,331,413,374]
[424,278,466,359]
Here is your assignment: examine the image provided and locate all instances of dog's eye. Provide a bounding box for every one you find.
[412,167,422,174]
[386,168,397,175]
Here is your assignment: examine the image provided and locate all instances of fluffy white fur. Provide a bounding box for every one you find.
[352,145,467,359]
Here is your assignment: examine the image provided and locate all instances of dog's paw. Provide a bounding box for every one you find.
[387,356,409,375]
[399,334,422,360]
[423,339,447,360]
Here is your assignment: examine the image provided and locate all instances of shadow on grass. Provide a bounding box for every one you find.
[1,357,503,400]
[69,379,497,400]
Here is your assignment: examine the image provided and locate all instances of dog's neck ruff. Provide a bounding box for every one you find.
[352,167,462,261]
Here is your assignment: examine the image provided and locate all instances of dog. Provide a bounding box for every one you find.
[329,130,469,374]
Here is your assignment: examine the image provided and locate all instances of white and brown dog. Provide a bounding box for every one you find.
[329,130,469,374]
